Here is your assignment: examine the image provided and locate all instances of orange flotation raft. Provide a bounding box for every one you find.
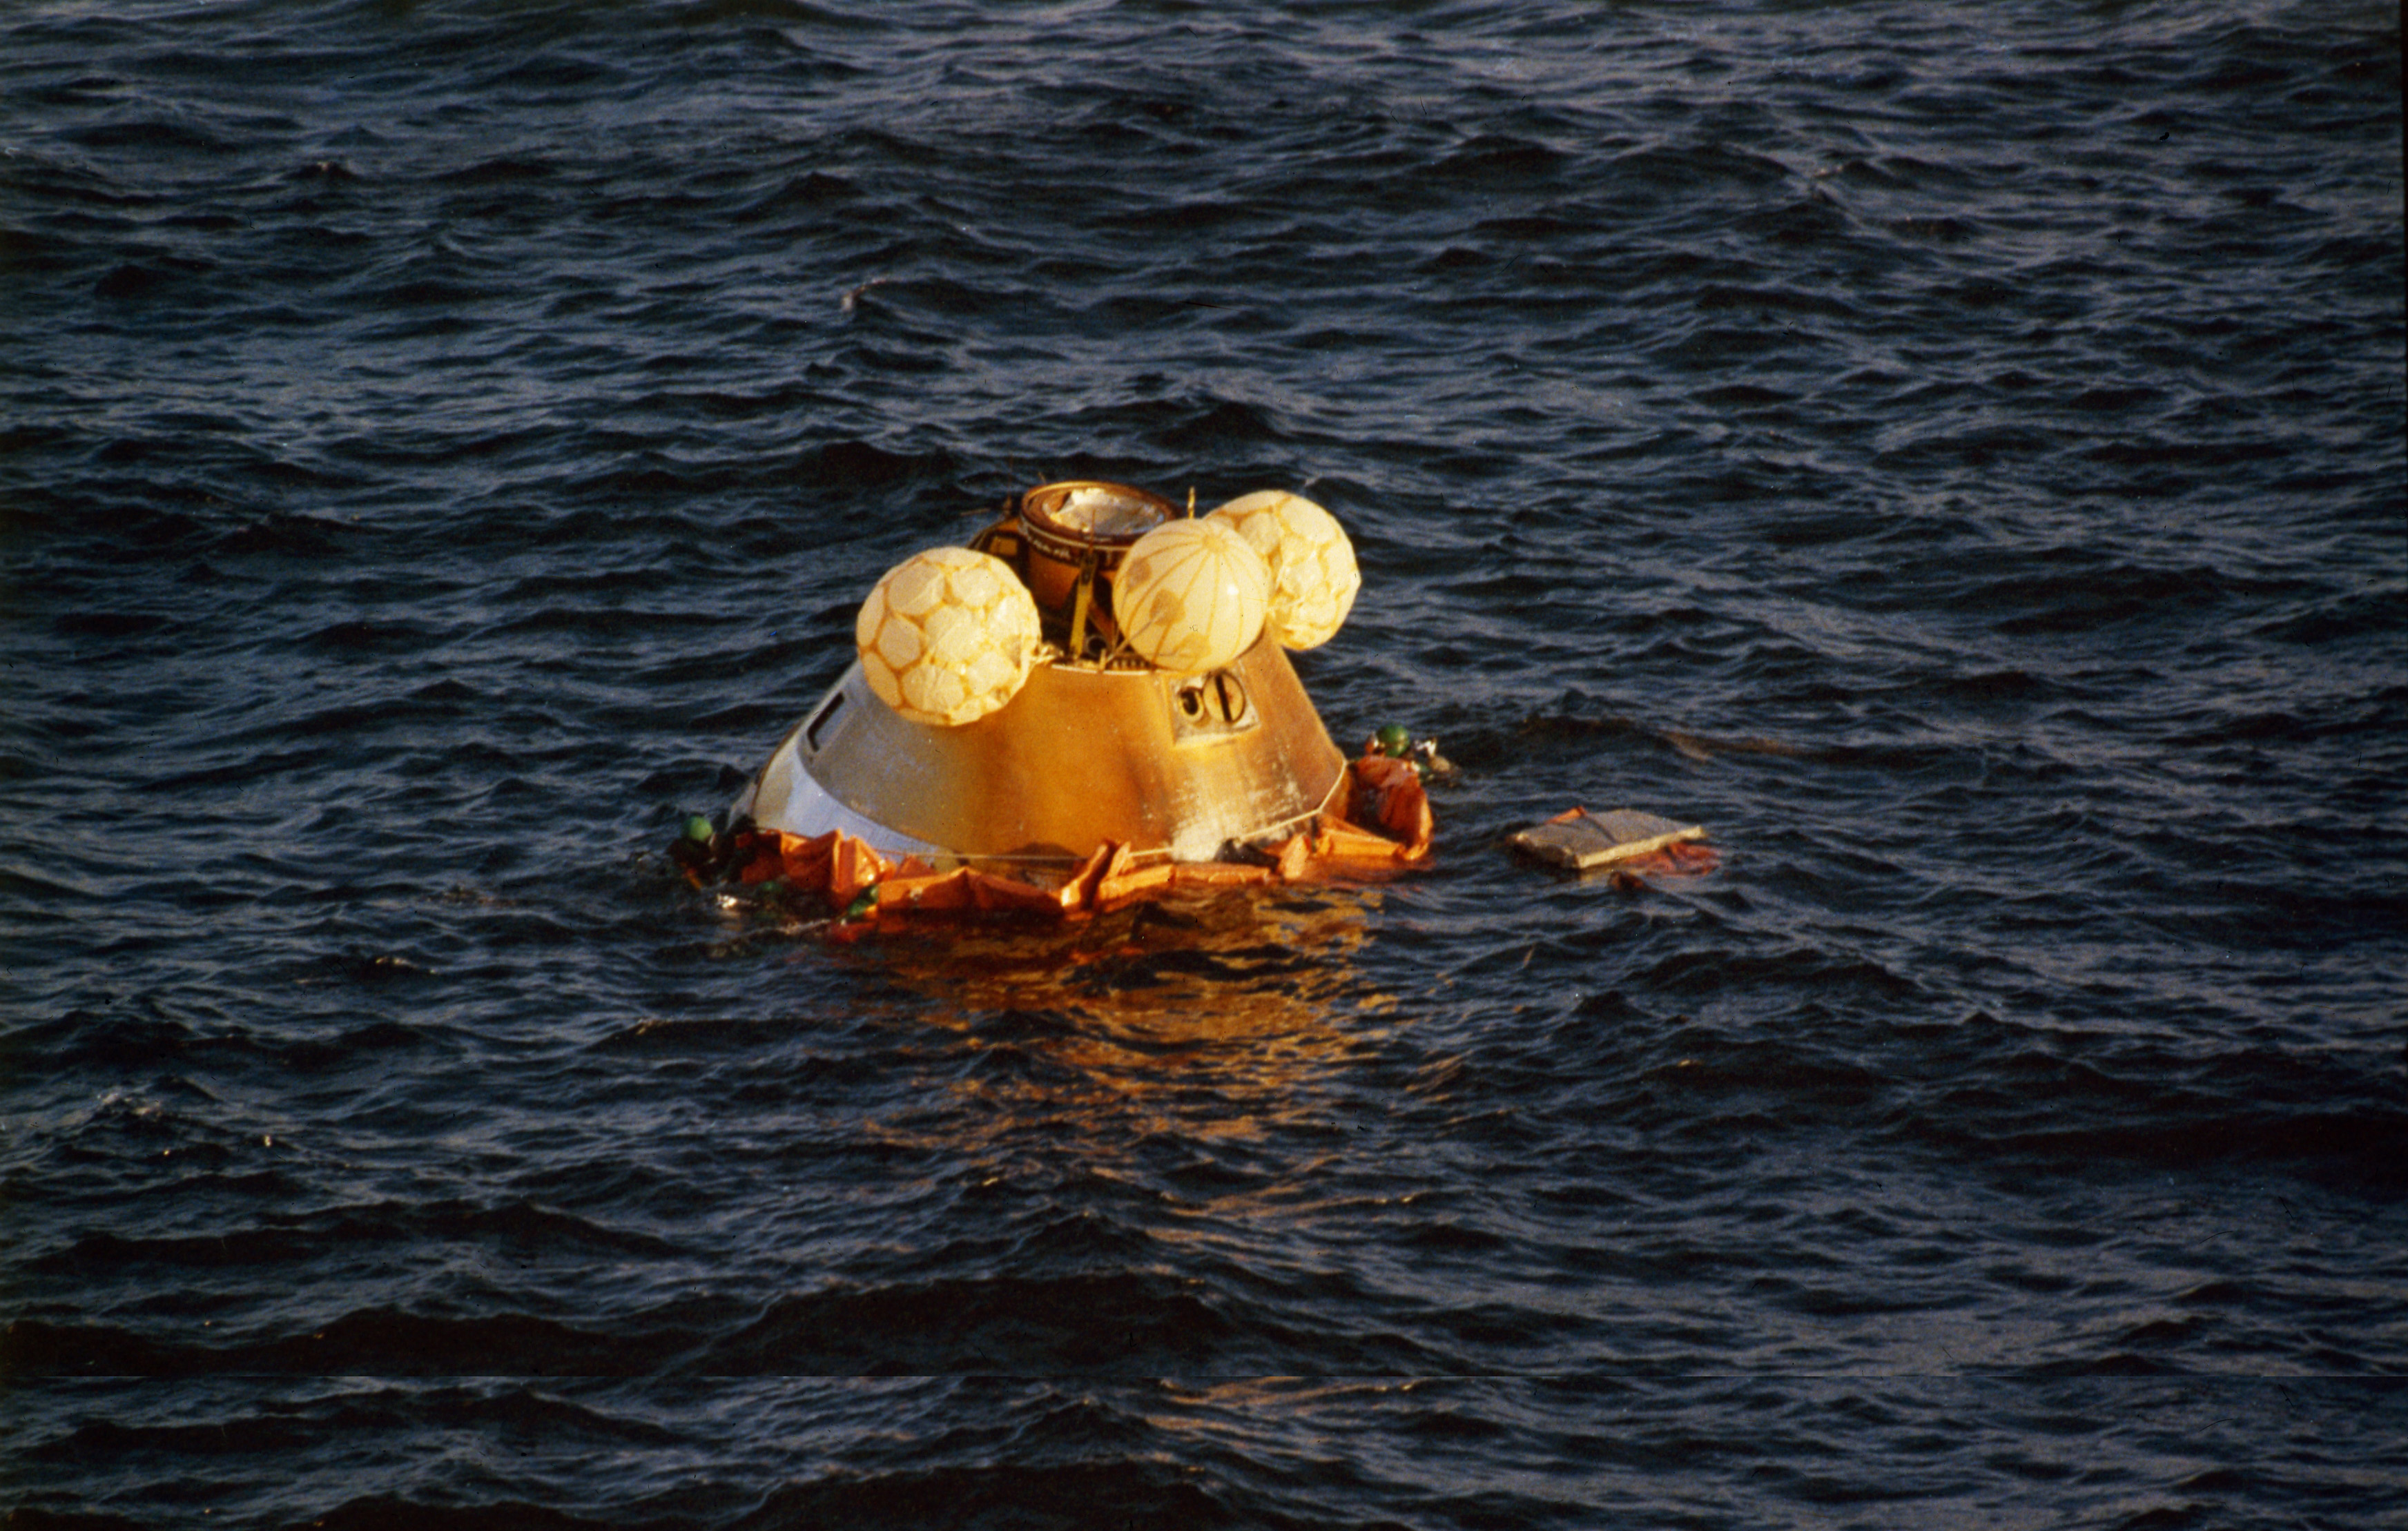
[690,748,1431,935]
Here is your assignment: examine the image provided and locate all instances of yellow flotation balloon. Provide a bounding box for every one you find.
[855,547,1042,726]
[1208,490,1360,650]
[1113,518,1269,674]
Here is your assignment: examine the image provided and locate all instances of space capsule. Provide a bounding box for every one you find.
[697,480,1429,925]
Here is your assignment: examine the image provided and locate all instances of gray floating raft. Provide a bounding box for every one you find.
[1508,808,1706,871]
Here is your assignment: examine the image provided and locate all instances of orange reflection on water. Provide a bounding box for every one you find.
[841,886,1401,1164]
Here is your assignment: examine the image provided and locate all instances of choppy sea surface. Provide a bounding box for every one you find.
[3,1,2403,1527]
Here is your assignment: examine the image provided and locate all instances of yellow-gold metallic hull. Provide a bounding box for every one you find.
[732,632,1348,867]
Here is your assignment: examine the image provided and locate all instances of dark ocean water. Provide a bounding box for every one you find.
[3,0,2404,1526]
